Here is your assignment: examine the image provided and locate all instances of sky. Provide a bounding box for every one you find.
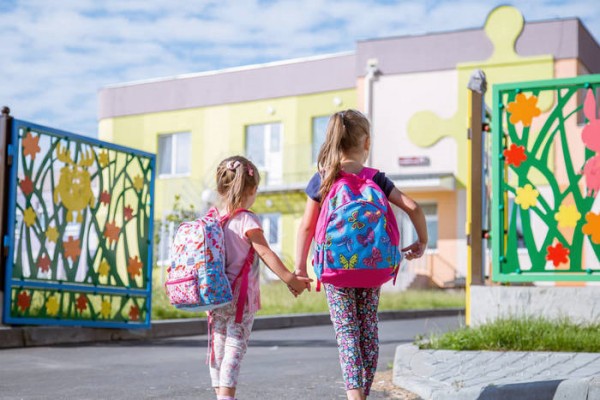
[1,0,599,138]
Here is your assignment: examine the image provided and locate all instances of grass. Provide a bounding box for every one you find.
[418,316,600,353]
[152,269,465,320]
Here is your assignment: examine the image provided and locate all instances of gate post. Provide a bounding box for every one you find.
[466,71,487,325]
[0,106,13,321]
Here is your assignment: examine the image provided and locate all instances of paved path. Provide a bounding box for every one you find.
[394,344,600,400]
[0,316,462,399]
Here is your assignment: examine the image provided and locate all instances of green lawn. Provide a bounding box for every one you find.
[152,272,465,320]
[418,317,600,352]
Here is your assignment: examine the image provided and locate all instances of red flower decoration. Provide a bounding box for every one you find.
[123,205,134,221]
[37,254,51,273]
[129,305,140,321]
[503,144,527,167]
[100,191,111,205]
[76,294,88,312]
[63,236,81,262]
[127,255,143,278]
[20,175,34,196]
[546,242,570,267]
[17,291,31,312]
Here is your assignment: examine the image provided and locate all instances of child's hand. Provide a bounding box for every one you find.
[401,241,427,260]
[288,274,312,296]
[294,270,312,292]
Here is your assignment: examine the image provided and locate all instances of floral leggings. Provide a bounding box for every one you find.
[208,304,255,389]
[324,284,381,395]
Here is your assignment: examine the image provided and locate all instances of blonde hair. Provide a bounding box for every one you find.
[216,155,260,212]
[317,109,370,200]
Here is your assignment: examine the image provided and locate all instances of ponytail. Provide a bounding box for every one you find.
[216,156,260,212]
[317,110,370,201]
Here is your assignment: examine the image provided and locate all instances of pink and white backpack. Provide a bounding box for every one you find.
[313,168,401,288]
[165,208,254,320]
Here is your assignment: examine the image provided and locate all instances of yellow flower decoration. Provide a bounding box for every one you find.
[582,212,600,244]
[101,300,112,319]
[23,207,37,227]
[133,175,144,192]
[98,259,110,277]
[46,226,59,243]
[555,205,581,228]
[98,151,110,168]
[45,296,59,316]
[506,93,541,127]
[514,184,539,210]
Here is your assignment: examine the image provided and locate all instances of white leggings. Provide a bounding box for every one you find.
[208,304,255,388]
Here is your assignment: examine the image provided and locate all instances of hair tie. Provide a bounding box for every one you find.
[226,160,241,171]
[339,111,345,120]
[247,165,254,177]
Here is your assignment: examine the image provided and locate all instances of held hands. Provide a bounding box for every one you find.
[286,270,312,297]
[401,241,427,260]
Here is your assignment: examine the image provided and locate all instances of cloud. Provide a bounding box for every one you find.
[0,0,599,137]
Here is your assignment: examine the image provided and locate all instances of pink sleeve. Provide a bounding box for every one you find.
[241,212,263,237]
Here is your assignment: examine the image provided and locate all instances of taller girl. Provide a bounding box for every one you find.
[295,110,428,400]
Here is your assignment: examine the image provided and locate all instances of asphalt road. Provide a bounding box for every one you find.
[0,316,463,399]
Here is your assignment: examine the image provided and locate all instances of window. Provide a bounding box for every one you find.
[400,203,438,250]
[157,132,191,176]
[260,213,281,250]
[245,123,282,185]
[312,116,329,164]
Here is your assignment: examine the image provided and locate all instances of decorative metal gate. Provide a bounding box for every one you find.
[2,114,155,328]
[492,74,600,282]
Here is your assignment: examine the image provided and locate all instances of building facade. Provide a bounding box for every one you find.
[98,6,600,287]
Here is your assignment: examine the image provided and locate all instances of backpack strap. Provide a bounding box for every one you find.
[220,208,256,324]
[358,167,379,180]
[232,246,255,323]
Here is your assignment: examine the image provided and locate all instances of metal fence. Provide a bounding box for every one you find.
[492,74,600,282]
[2,115,155,328]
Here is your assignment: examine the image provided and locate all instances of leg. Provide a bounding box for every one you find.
[356,287,381,396]
[324,284,366,400]
[209,310,228,390]
[216,310,255,397]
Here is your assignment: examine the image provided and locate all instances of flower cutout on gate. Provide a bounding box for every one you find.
[101,300,112,319]
[582,212,600,244]
[555,205,581,229]
[514,184,539,210]
[546,242,570,267]
[506,93,541,127]
[45,296,59,316]
[22,131,41,160]
[503,143,527,167]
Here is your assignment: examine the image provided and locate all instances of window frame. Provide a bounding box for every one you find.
[157,131,192,178]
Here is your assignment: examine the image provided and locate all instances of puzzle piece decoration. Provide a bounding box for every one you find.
[408,5,554,186]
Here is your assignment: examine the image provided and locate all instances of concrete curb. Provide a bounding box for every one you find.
[0,307,463,349]
[393,344,600,400]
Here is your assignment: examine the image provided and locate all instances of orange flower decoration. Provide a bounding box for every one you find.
[17,291,31,312]
[582,212,600,244]
[127,256,143,278]
[22,131,41,160]
[104,221,121,244]
[546,243,570,267]
[64,236,81,262]
[123,205,134,221]
[100,191,111,205]
[506,93,541,127]
[503,144,527,167]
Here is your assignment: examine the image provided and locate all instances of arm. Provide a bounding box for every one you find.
[246,229,311,295]
[295,197,320,277]
[388,187,428,259]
